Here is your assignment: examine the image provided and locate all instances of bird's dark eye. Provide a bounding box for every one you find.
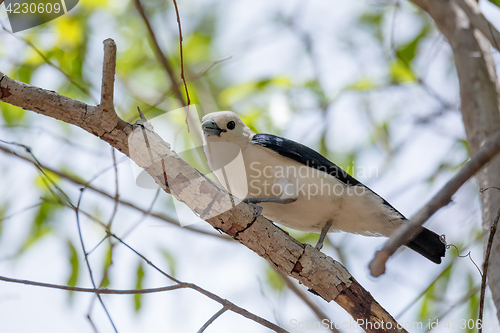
[227,121,236,130]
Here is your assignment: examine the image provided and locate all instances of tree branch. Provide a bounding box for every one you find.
[454,0,500,53]
[100,38,117,119]
[0,275,185,294]
[0,39,407,332]
[369,130,500,277]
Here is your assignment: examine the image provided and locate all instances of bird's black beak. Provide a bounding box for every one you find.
[201,119,226,136]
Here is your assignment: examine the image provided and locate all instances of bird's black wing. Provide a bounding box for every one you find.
[251,134,446,264]
[250,133,402,214]
[251,134,364,186]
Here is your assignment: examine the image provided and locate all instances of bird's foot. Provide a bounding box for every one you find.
[243,197,297,205]
[315,219,333,251]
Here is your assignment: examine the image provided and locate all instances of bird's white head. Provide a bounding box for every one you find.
[201,111,255,146]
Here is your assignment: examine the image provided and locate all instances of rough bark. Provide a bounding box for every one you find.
[411,0,500,319]
[0,58,406,332]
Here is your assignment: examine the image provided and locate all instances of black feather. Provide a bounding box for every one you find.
[251,134,404,216]
[406,227,446,264]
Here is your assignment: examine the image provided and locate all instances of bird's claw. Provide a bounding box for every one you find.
[243,197,297,205]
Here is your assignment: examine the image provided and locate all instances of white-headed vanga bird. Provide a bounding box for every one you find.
[201,111,446,264]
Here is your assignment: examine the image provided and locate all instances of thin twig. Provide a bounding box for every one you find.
[110,233,287,333]
[125,56,231,123]
[171,0,191,130]
[197,306,228,333]
[87,315,99,333]
[137,106,146,121]
[120,188,161,239]
[0,275,184,294]
[106,148,120,229]
[478,205,500,333]
[370,130,500,277]
[76,190,118,333]
[133,0,186,107]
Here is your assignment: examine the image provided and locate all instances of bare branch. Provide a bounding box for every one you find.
[370,130,500,277]
[75,190,118,332]
[197,306,228,333]
[0,275,184,294]
[100,38,117,117]
[479,205,500,333]
[171,0,191,129]
[454,0,500,53]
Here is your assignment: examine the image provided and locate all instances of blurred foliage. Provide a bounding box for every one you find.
[134,261,145,312]
[161,249,177,277]
[20,199,59,252]
[489,0,500,8]
[66,240,80,301]
[265,265,285,293]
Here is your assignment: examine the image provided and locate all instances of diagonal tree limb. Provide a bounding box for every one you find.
[369,130,500,277]
[0,39,407,333]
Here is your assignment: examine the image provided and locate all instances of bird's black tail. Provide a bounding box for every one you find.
[407,227,446,264]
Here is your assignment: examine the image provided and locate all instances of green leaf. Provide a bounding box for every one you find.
[396,30,426,65]
[101,245,113,288]
[219,77,290,106]
[183,32,211,63]
[0,103,25,124]
[34,169,62,191]
[66,241,79,301]
[345,77,378,91]
[21,201,57,252]
[161,249,176,277]
[488,0,500,8]
[389,59,416,83]
[358,11,384,40]
[11,64,37,83]
[134,262,145,312]
[291,231,320,244]
[0,204,7,236]
[266,265,285,293]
